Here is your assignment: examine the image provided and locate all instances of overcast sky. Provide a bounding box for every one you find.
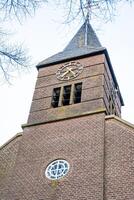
[0,2,134,145]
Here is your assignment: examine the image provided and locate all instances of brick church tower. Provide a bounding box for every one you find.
[0,20,134,200]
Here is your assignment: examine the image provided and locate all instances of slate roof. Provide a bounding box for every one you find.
[64,20,102,51]
[37,21,105,68]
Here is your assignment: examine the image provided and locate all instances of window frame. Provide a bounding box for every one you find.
[51,82,82,108]
[45,159,70,180]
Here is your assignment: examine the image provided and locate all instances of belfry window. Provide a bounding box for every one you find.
[109,95,115,115]
[51,83,82,108]
[74,83,82,104]
[51,87,61,108]
[62,85,71,106]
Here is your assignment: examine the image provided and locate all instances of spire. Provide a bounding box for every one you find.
[37,21,105,68]
[64,20,102,51]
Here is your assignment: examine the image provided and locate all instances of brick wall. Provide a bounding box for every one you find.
[0,134,22,199]
[28,53,123,126]
[28,54,106,125]
[104,58,122,116]
[5,113,105,200]
[105,118,134,200]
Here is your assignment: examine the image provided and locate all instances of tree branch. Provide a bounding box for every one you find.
[0,39,30,83]
[0,0,47,20]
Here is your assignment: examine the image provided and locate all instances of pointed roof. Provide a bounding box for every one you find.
[36,21,124,106]
[64,21,102,51]
[37,21,105,68]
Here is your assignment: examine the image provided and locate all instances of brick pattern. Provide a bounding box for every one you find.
[5,113,105,200]
[103,78,121,116]
[35,64,104,89]
[104,59,122,116]
[1,114,134,200]
[0,51,128,200]
[0,135,22,199]
[105,119,134,200]
[33,75,104,100]
[28,53,122,125]
[28,55,106,125]
[30,85,104,113]
[37,55,105,78]
[28,99,104,124]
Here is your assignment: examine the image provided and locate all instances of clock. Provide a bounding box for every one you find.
[56,61,83,81]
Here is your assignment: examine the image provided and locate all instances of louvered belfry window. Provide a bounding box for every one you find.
[51,83,82,108]
[62,85,71,106]
[74,83,82,104]
[51,87,61,108]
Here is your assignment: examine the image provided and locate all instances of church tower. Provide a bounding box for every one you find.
[1,20,134,200]
[27,20,123,126]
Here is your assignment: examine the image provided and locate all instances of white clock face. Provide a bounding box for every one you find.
[56,61,83,81]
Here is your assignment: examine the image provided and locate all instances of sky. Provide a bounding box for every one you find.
[0,2,134,145]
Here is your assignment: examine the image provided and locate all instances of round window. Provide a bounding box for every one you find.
[45,159,69,180]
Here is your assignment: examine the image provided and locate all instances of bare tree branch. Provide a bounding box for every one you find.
[56,0,134,23]
[0,0,134,83]
[0,0,47,20]
[0,0,47,83]
[0,30,30,83]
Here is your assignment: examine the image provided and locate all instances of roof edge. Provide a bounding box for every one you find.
[36,48,106,69]
[36,48,124,106]
[22,108,106,128]
[0,132,23,150]
[105,115,134,130]
[104,49,124,106]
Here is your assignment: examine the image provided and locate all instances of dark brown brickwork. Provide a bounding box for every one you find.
[28,100,104,124]
[28,58,106,124]
[28,53,122,126]
[4,113,105,200]
[37,55,105,78]
[35,63,104,89]
[1,46,131,200]
[1,114,134,199]
[27,52,109,125]
[31,76,104,112]
[105,117,134,200]
[104,59,122,116]
[0,133,22,199]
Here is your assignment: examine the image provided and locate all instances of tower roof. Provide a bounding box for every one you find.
[36,21,124,106]
[37,21,105,68]
[64,20,102,51]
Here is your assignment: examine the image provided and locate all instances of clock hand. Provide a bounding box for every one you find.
[61,67,76,78]
[70,69,76,76]
[61,70,69,77]
[67,67,76,76]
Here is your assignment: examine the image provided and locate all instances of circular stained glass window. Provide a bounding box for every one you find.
[45,160,69,180]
